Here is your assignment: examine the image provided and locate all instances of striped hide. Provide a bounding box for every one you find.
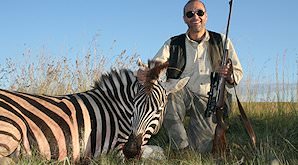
[0,60,169,162]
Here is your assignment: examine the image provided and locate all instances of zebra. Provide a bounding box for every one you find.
[0,60,189,163]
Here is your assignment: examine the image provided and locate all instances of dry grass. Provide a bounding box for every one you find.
[0,45,297,164]
[0,47,138,95]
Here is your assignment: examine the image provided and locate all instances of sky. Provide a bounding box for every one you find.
[0,0,298,86]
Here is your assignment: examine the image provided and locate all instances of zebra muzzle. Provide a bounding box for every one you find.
[123,134,143,159]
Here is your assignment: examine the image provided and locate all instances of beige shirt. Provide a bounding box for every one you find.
[153,31,243,97]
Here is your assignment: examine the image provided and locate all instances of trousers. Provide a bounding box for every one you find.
[163,87,217,153]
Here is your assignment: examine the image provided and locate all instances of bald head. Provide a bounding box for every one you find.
[183,0,206,16]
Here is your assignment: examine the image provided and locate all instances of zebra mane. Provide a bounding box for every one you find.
[146,60,169,83]
[143,60,169,93]
[93,69,134,89]
[92,60,168,92]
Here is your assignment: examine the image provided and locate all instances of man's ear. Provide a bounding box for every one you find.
[183,15,187,24]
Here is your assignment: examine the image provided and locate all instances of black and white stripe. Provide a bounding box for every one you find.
[0,61,169,162]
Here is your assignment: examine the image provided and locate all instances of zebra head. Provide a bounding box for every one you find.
[122,60,169,159]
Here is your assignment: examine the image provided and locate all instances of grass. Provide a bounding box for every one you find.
[0,47,138,95]
[142,102,298,165]
[227,102,298,164]
[0,46,297,164]
[13,104,298,164]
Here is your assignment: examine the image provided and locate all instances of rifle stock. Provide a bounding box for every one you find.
[212,106,228,155]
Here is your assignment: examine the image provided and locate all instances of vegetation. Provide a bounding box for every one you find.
[0,46,297,164]
[8,103,297,164]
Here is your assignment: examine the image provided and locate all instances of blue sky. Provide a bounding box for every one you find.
[1,0,298,84]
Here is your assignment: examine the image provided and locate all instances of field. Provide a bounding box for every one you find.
[0,51,297,164]
[7,102,297,165]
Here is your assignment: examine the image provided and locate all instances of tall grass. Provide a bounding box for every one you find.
[0,46,138,95]
[0,44,297,164]
[237,52,297,103]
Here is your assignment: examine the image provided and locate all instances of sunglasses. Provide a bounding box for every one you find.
[185,10,205,18]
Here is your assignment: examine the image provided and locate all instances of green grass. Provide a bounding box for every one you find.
[12,103,297,165]
[142,102,298,165]
[227,102,298,164]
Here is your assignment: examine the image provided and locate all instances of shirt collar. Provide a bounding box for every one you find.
[185,30,210,44]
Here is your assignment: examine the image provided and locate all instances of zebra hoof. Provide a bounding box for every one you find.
[141,145,165,160]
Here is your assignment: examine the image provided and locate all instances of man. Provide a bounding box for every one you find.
[138,0,243,153]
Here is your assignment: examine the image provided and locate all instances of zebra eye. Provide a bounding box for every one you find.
[157,106,164,112]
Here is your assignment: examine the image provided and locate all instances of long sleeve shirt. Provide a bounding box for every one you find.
[153,30,243,97]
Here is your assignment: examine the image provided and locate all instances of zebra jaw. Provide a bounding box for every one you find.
[122,134,143,159]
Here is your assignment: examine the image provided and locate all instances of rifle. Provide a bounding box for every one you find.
[205,0,257,156]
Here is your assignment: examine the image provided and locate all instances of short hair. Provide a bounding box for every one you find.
[183,0,206,15]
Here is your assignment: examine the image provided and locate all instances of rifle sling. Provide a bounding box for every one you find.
[231,65,257,148]
[235,93,257,148]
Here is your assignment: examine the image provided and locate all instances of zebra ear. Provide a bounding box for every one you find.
[161,77,190,95]
[137,58,148,70]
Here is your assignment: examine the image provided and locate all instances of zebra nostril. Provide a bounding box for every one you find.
[123,134,143,159]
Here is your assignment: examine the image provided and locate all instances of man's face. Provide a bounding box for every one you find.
[183,1,207,33]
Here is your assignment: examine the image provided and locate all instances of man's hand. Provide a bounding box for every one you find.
[218,59,234,84]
